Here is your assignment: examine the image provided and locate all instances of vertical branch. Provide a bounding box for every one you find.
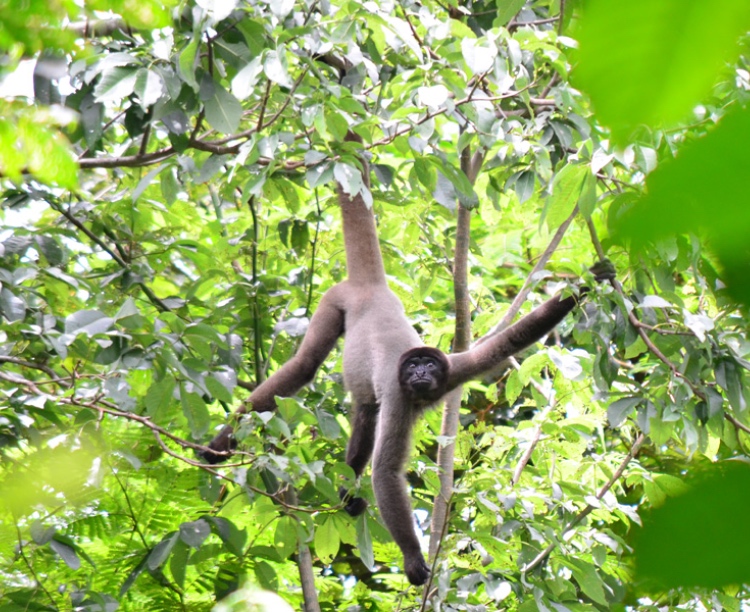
[427,145,484,563]
[248,196,265,384]
[482,205,579,339]
[306,191,323,317]
[281,489,321,612]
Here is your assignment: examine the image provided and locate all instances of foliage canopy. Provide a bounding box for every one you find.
[1,0,750,610]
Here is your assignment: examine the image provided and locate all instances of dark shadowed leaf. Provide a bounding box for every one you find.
[634,462,750,589]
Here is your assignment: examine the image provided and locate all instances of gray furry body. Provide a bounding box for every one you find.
[203,133,591,585]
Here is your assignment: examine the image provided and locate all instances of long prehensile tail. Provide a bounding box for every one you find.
[338,132,387,286]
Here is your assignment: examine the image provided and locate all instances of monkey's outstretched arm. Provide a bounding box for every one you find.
[445,260,615,390]
[446,292,578,391]
[201,285,347,464]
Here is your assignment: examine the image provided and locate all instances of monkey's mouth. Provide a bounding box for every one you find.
[411,379,434,392]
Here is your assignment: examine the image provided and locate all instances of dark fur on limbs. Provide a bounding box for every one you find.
[202,131,608,586]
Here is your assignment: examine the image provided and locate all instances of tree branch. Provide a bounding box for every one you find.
[521,433,646,573]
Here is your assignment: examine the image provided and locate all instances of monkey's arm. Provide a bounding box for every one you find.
[445,260,615,390]
[201,285,347,464]
[445,292,578,391]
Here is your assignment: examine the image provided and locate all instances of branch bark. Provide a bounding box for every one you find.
[521,433,645,573]
[427,145,484,566]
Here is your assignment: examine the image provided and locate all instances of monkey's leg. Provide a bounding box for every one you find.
[339,402,379,516]
[202,286,347,464]
[371,408,431,586]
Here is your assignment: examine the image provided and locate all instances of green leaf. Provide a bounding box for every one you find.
[134,68,165,108]
[505,369,523,404]
[607,397,640,428]
[148,532,179,570]
[546,163,588,229]
[315,406,341,439]
[263,47,293,88]
[93,67,139,103]
[566,558,607,605]
[495,0,527,26]
[178,39,199,90]
[145,376,176,421]
[206,375,234,403]
[204,82,242,134]
[180,388,210,438]
[119,553,149,597]
[0,288,26,322]
[314,516,340,564]
[49,538,80,570]
[716,359,745,412]
[169,540,190,588]
[576,0,750,138]
[635,462,750,588]
[179,519,211,548]
[34,236,64,266]
[274,516,298,559]
[356,514,375,570]
[207,517,247,556]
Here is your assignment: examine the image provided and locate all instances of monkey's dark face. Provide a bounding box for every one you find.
[398,347,449,405]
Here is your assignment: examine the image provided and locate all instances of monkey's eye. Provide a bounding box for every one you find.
[408,363,416,370]
[426,362,435,369]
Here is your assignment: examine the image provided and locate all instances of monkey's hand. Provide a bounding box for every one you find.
[199,425,236,464]
[338,486,368,516]
[404,554,430,586]
[589,258,616,283]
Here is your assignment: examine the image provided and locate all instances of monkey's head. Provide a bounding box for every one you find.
[398,346,449,406]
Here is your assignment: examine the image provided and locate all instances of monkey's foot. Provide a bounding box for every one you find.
[404,555,430,586]
[338,486,368,516]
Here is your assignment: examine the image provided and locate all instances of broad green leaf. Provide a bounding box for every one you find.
[576,0,750,138]
[49,539,80,570]
[206,375,234,402]
[145,376,176,421]
[204,83,242,134]
[274,516,298,560]
[495,0,526,26]
[355,514,375,570]
[134,68,165,108]
[546,163,588,229]
[169,540,190,588]
[93,67,139,103]
[148,532,179,570]
[314,516,340,563]
[0,288,26,322]
[207,517,247,556]
[180,388,210,438]
[263,48,293,88]
[635,462,750,588]
[178,39,199,91]
[607,397,640,428]
[566,559,607,605]
[179,519,211,548]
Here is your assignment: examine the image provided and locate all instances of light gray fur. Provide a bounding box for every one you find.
[204,132,585,585]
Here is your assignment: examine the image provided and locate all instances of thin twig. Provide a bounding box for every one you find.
[521,433,646,573]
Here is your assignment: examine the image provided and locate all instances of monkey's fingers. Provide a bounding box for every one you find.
[589,258,616,282]
[338,486,369,516]
[404,555,430,586]
[200,426,237,464]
